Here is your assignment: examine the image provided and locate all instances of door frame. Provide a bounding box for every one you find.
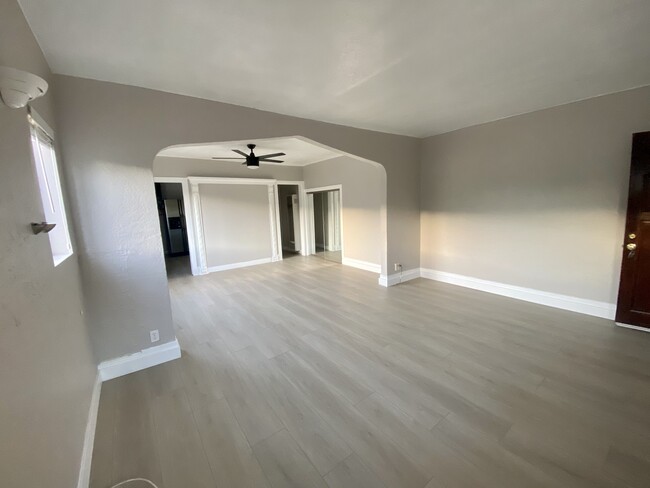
[276,180,308,257]
[305,184,344,262]
[153,177,200,275]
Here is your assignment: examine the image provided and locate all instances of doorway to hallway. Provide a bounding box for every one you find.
[307,186,342,264]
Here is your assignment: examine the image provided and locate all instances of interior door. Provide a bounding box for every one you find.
[616,131,650,329]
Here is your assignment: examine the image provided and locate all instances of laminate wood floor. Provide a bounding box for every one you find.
[90,255,650,488]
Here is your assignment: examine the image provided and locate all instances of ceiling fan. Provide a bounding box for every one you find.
[212,143,285,169]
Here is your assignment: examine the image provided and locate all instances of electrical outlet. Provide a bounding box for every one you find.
[150,329,160,343]
[394,263,402,272]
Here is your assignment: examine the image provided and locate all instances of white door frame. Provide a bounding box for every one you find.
[186,177,282,274]
[276,180,308,257]
[305,184,344,261]
[153,177,200,276]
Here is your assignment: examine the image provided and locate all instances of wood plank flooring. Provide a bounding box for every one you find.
[90,255,650,488]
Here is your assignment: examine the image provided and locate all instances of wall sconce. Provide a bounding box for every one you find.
[0,66,48,108]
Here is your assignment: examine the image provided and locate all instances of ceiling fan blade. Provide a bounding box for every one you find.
[257,152,285,159]
[212,157,246,160]
[232,149,249,157]
[262,159,284,163]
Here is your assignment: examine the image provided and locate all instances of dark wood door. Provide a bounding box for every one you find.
[616,131,650,328]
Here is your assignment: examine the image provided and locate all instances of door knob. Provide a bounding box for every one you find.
[626,243,637,251]
[628,233,636,239]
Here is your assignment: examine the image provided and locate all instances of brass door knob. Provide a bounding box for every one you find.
[626,243,637,251]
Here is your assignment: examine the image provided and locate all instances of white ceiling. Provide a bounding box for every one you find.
[19,0,650,137]
[158,137,341,167]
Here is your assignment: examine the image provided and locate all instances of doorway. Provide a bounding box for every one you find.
[307,187,342,263]
[277,184,302,257]
[155,182,191,275]
[616,131,650,330]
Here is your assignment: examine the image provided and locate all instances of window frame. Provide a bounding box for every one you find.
[28,111,73,266]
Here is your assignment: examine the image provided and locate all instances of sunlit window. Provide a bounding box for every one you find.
[28,111,73,266]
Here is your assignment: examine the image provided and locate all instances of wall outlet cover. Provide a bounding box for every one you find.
[150,329,160,343]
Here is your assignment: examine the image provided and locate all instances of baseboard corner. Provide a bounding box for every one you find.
[98,338,182,382]
[379,267,420,287]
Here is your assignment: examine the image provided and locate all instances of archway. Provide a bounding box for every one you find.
[151,136,388,280]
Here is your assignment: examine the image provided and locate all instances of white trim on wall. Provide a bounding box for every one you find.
[269,184,282,260]
[207,257,273,273]
[306,184,345,262]
[188,177,281,274]
[153,177,200,275]
[76,373,102,488]
[420,268,616,320]
[189,180,208,274]
[97,339,181,382]
[342,257,381,274]
[187,176,277,185]
[379,268,421,287]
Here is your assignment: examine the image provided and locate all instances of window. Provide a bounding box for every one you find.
[28,111,73,266]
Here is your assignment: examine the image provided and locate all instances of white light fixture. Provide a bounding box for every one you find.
[0,66,48,108]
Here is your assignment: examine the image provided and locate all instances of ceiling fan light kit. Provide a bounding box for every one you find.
[212,143,286,169]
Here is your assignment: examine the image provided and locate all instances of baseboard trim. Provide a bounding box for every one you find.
[76,373,102,488]
[420,268,616,320]
[379,268,421,287]
[206,257,272,273]
[98,339,182,382]
[342,257,381,274]
[616,322,650,333]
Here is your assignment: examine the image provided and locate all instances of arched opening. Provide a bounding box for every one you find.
[151,136,388,281]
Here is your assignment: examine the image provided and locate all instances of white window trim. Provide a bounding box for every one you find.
[28,109,73,267]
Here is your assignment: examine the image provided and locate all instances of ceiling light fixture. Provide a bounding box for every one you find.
[0,66,48,108]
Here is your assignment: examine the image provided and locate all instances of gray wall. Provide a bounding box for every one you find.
[305,156,385,267]
[0,1,96,486]
[420,85,650,304]
[54,75,419,362]
[200,184,273,267]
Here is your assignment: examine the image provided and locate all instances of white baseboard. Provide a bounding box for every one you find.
[76,373,102,488]
[379,268,421,287]
[616,322,650,333]
[98,339,182,382]
[420,268,616,320]
[206,257,272,273]
[342,257,381,274]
